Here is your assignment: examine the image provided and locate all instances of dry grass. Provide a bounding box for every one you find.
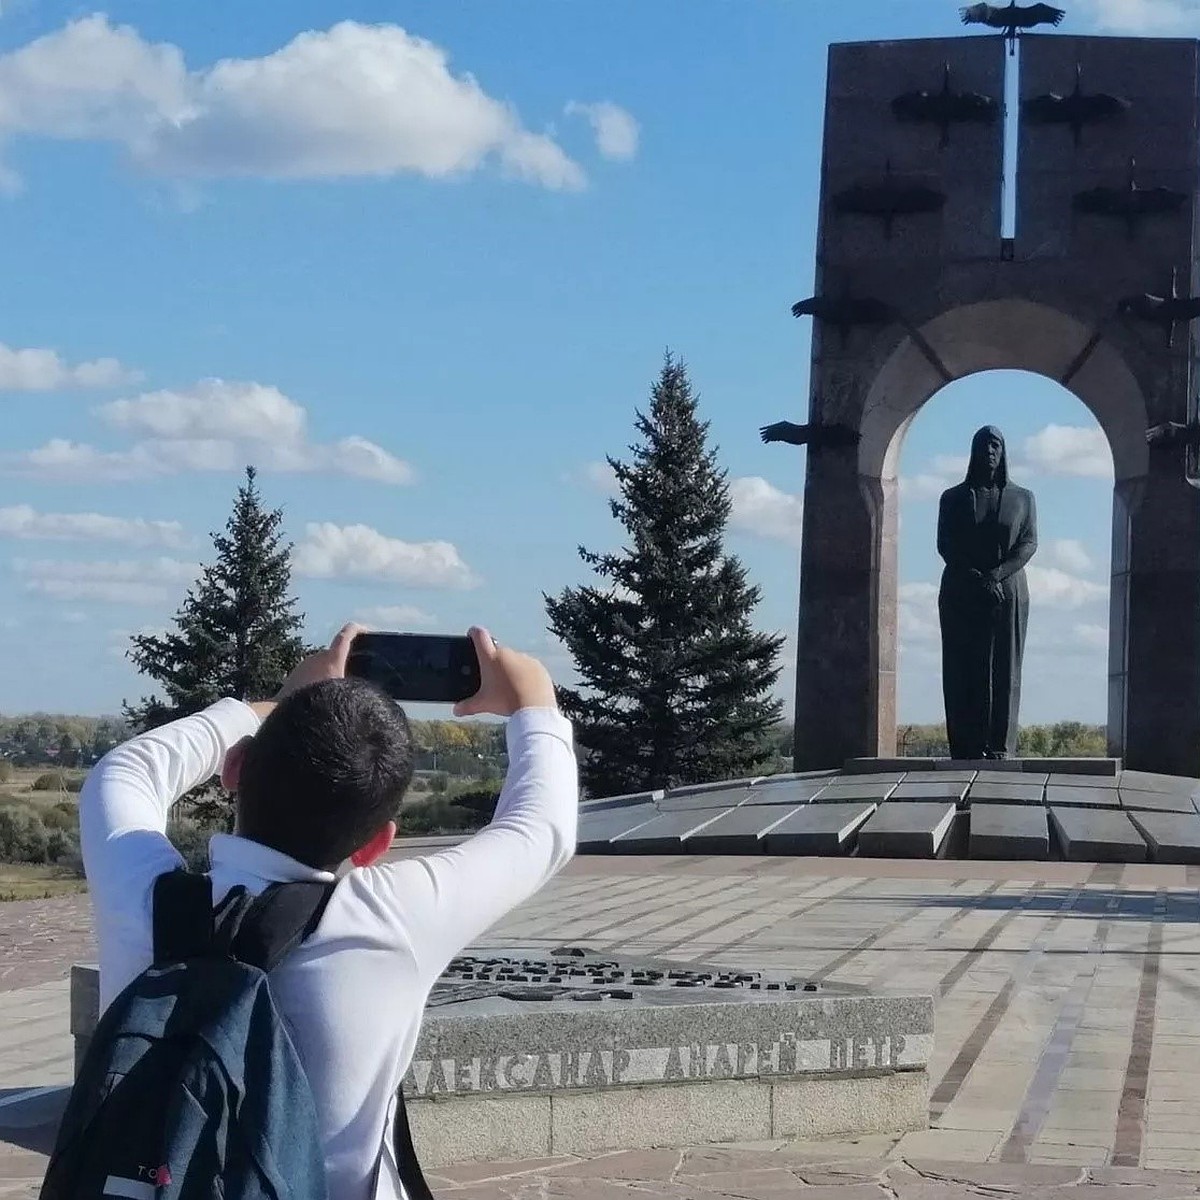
[0,862,86,902]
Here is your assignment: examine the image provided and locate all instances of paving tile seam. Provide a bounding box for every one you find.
[998,896,1123,1164]
[929,876,1095,1122]
[1111,890,1167,1168]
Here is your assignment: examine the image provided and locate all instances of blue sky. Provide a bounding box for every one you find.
[0,0,1185,723]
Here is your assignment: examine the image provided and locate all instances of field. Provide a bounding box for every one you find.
[0,862,86,901]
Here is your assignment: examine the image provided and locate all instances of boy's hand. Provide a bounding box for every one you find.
[453,627,557,718]
[275,623,366,701]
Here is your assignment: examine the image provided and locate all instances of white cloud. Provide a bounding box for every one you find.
[899,581,941,646]
[1,378,412,485]
[728,476,803,547]
[355,604,438,628]
[900,455,969,501]
[294,523,479,589]
[1046,539,1094,575]
[565,101,639,161]
[0,505,187,547]
[1077,0,1198,33]
[14,556,197,604]
[574,460,619,495]
[1023,425,1113,480]
[0,16,585,193]
[1026,565,1108,610]
[100,380,307,442]
[0,343,139,391]
[1074,622,1109,649]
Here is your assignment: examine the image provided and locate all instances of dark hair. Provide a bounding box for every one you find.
[236,677,414,869]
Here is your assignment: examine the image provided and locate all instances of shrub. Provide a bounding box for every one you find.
[41,804,78,833]
[31,771,84,794]
[166,819,218,873]
[0,806,51,863]
[0,759,12,783]
[399,798,475,837]
[451,787,501,827]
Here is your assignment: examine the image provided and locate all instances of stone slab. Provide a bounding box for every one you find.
[939,759,1024,772]
[762,802,878,856]
[580,790,664,813]
[812,781,898,804]
[667,778,757,798]
[1041,773,1119,790]
[856,803,957,859]
[968,804,1050,860]
[1119,790,1197,815]
[1126,811,1200,865]
[657,787,751,813]
[1045,785,1122,809]
[1119,770,1199,795]
[609,809,730,853]
[888,780,970,803]
[684,805,802,854]
[741,779,829,806]
[967,781,1046,805]
[578,805,659,850]
[843,758,936,774]
[1024,758,1119,777]
[897,771,976,785]
[1049,807,1149,863]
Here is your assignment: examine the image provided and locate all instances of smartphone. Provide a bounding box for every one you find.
[346,632,481,704]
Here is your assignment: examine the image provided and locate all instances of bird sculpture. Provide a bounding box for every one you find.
[759,422,861,450]
[960,3,1066,53]
[832,161,946,240]
[1024,64,1131,147]
[791,294,896,349]
[1118,271,1200,348]
[1074,160,1188,239]
[1146,421,1200,451]
[891,63,999,149]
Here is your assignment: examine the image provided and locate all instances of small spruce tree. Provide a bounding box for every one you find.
[546,353,784,797]
[125,466,307,733]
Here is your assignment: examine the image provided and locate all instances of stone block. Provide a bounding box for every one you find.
[1043,773,1119,789]
[1126,811,1200,864]
[1119,790,1196,815]
[581,790,664,811]
[1024,758,1119,776]
[1045,786,1121,810]
[409,1093,551,1167]
[609,809,731,853]
[684,805,801,854]
[668,779,758,798]
[942,759,1024,772]
[657,787,751,813]
[550,1079,772,1156]
[1049,807,1149,862]
[844,758,936,774]
[1119,770,1198,795]
[900,771,976,784]
[771,1071,929,1140]
[742,779,830,806]
[889,780,971,803]
[812,781,898,804]
[857,802,957,858]
[763,802,878,856]
[969,804,1050,860]
[968,781,1047,805]
[577,805,659,851]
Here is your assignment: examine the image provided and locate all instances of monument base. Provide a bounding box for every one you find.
[69,949,933,1167]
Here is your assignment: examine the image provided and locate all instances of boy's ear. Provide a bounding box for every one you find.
[221,737,253,793]
[350,821,397,869]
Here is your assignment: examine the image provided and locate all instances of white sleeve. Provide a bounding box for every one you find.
[80,699,261,1005]
[353,707,578,990]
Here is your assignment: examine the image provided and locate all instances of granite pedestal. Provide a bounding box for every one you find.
[69,950,933,1167]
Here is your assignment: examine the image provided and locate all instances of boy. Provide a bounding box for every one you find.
[80,624,577,1199]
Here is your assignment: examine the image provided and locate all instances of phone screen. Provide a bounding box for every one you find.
[345,633,481,704]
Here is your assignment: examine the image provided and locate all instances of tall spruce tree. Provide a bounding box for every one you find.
[546,353,784,797]
[125,466,307,733]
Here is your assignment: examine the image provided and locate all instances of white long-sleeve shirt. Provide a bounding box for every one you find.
[79,698,578,1200]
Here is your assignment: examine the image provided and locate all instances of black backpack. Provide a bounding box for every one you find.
[41,870,434,1200]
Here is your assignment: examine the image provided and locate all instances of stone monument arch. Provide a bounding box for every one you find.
[794,34,1200,777]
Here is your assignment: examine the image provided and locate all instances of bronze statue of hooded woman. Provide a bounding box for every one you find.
[937,426,1038,760]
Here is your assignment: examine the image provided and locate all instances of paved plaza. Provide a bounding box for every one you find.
[6,854,1200,1196]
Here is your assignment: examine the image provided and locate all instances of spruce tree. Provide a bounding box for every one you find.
[546,353,784,797]
[125,466,307,733]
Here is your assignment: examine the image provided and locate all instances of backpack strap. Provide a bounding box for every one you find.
[152,869,215,965]
[393,1091,435,1200]
[216,880,335,973]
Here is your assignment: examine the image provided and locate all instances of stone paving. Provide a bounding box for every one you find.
[6,855,1200,1196]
